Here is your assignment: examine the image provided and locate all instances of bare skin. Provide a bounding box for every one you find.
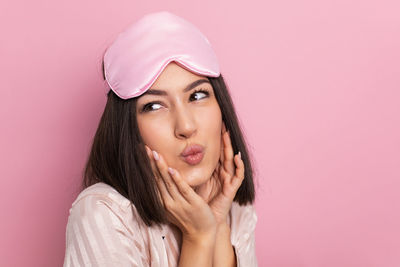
[145,127,243,267]
[138,62,244,266]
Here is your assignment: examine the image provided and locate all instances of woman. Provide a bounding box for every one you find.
[63,11,257,267]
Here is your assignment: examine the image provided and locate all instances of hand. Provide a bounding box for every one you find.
[196,126,245,225]
[144,145,217,239]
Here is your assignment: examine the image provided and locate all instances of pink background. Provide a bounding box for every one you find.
[1,0,399,266]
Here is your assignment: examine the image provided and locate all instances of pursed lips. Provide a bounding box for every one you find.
[180,144,205,165]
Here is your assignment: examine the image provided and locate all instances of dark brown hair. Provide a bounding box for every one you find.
[82,60,256,227]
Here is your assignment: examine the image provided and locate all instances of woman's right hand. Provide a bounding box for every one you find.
[145,145,217,241]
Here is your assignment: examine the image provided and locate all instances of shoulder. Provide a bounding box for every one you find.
[67,182,142,232]
[229,201,258,256]
[230,201,258,232]
[71,182,131,210]
[231,201,257,222]
[230,202,258,266]
[64,183,150,266]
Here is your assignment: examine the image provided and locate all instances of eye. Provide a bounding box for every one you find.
[141,102,163,113]
[140,88,211,113]
[190,88,210,101]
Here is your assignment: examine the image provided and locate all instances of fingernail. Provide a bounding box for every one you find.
[238,151,241,159]
[152,150,159,161]
[168,167,175,175]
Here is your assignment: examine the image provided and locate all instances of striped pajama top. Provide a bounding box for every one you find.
[63,182,258,266]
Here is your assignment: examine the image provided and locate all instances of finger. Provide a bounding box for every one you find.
[144,145,172,205]
[167,167,202,204]
[220,129,225,163]
[215,160,222,174]
[145,145,162,181]
[231,152,245,189]
[145,145,163,180]
[219,124,227,164]
[223,131,235,175]
[152,150,188,204]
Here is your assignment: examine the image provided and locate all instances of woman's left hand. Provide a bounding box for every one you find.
[196,127,245,225]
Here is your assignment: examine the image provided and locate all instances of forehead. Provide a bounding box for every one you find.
[149,62,210,92]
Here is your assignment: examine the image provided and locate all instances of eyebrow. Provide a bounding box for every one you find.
[143,79,211,96]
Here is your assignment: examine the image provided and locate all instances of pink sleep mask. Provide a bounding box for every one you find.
[103,11,220,99]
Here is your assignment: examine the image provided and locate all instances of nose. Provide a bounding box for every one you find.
[174,104,197,139]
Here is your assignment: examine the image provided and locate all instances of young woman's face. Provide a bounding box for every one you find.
[136,62,223,188]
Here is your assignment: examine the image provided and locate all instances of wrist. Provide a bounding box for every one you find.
[182,228,217,246]
[213,221,236,267]
[217,221,230,228]
[216,222,231,239]
[180,230,216,267]
[217,214,230,227]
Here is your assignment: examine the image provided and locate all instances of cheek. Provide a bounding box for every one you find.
[137,117,169,148]
[198,106,223,161]
[198,102,222,128]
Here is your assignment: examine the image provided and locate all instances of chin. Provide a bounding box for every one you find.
[182,168,213,187]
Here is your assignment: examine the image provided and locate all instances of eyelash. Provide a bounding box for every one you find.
[140,88,210,113]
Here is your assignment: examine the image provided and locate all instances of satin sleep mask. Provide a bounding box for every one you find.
[103,11,220,99]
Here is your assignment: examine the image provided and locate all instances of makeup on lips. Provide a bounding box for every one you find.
[180,144,204,165]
